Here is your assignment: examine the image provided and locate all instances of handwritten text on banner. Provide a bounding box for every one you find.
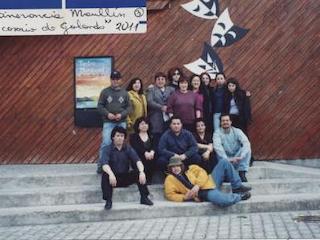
[0,0,147,36]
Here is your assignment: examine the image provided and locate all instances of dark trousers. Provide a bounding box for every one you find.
[142,159,156,184]
[101,170,150,201]
[200,152,218,174]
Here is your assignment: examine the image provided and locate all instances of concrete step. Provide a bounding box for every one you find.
[1,178,320,208]
[1,161,319,190]
[248,161,320,179]
[1,192,319,227]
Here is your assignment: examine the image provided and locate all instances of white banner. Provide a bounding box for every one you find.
[0,7,147,36]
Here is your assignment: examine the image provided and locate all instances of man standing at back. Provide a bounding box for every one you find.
[97,70,131,173]
[213,114,251,182]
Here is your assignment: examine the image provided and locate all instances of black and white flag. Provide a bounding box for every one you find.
[181,0,219,19]
[211,8,249,47]
[184,42,224,79]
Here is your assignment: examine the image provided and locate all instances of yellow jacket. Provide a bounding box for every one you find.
[127,90,147,132]
[164,165,216,202]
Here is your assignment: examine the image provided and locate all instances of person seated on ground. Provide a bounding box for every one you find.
[164,157,251,206]
[100,126,153,210]
[130,117,157,184]
[213,114,251,182]
[193,118,217,173]
[157,116,205,171]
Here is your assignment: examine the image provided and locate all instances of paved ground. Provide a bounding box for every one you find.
[0,210,319,240]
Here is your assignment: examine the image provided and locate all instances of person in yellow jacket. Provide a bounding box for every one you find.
[126,78,148,133]
[164,157,252,206]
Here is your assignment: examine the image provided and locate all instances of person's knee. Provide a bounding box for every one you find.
[189,153,202,164]
[215,158,229,169]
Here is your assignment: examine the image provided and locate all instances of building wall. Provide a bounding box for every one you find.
[0,0,319,164]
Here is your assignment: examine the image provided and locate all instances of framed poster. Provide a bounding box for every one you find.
[74,56,113,127]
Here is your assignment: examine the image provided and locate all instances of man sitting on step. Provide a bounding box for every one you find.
[213,114,252,182]
[157,116,206,171]
[101,126,153,210]
[164,156,251,207]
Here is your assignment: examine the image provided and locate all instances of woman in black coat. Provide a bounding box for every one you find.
[223,78,252,135]
[130,117,157,184]
[200,72,214,135]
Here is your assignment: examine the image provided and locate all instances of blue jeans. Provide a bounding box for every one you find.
[204,159,242,207]
[98,121,126,166]
[213,113,221,132]
[216,149,251,172]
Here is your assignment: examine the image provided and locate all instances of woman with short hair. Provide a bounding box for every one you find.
[126,77,147,134]
[130,117,157,184]
[167,78,202,132]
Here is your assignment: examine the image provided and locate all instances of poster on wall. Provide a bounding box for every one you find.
[74,56,113,127]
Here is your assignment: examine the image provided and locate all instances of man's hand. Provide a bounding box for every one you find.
[229,157,242,163]
[179,154,187,161]
[184,185,200,200]
[144,152,150,160]
[107,113,116,120]
[184,190,194,200]
[190,185,200,197]
[139,172,146,185]
[149,150,155,159]
[114,113,122,121]
[202,150,210,161]
[207,144,213,152]
[144,150,155,160]
[109,174,117,187]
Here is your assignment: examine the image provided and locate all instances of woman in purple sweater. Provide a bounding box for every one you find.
[167,78,202,132]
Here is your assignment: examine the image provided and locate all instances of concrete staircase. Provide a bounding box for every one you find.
[1,161,320,227]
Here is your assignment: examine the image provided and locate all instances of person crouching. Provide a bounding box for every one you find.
[100,126,153,210]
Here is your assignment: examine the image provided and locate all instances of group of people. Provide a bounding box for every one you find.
[97,68,253,210]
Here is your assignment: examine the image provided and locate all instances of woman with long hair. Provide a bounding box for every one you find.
[223,78,252,134]
[193,118,217,173]
[200,72,214,134]
[130,117,157,184]
[126,77,147,133]
[211,72,227,132]
[167,67,184,90]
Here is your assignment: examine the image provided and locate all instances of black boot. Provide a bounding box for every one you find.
[140,196,153,206]
[232,185,252,193]
[239,171,248,182]
[240,192,251,201]
[250,156,255,167]
[104,200,112,210]
[137,181,153,205]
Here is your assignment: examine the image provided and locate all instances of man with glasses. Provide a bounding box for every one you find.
[97,70,132,173]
